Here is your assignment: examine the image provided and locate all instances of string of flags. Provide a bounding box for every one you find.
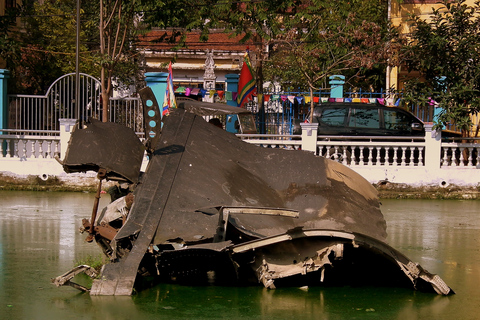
[172,87,400,107]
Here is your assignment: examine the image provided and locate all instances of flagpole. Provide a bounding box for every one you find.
[257,58,266,134]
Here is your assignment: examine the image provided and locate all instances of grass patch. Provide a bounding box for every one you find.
[75,253,107,272]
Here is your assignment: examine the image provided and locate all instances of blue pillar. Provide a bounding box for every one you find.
[329,75,345,99]
[0,69,10,131]
[145,72,168,116]
[225,74,239,107]
[225,74,240,133]
[434,76,446,125]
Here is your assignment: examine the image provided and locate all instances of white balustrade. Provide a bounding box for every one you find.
[0,135,60,159]
[441,143,480,168]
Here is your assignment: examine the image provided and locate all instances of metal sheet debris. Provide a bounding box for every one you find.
[54,98,453,297]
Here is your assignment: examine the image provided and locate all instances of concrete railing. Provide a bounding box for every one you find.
[1,119,76,176]
[441,140,480,167]
[1,131,61,159]
[2,119,480,187]
[239,123,480,187]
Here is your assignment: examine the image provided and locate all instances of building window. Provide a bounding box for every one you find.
[6,0,15,9]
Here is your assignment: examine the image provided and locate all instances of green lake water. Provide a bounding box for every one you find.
[1,191,479,319]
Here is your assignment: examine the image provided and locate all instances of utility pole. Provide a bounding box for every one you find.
[76,0,81,128]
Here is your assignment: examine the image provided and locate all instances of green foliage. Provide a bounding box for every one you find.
[403,0,480,135]
[75,254,106,272]
[0,2,21,70]
[138,0,394,95]
[263,0,394,92]
[5,0,140,95]
[4,0,101,94]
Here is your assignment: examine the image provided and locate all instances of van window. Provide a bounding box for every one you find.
[319,108,348,126]
[384,109,411,131]
[349,108,380,129]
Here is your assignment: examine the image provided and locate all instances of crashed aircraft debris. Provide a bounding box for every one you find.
[53,88,453,296]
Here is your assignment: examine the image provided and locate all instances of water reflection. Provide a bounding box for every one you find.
[0,192,479,320]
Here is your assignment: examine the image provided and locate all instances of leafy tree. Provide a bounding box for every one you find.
[402,0,480,136]
[98,0,144,121]
[212,0,398,122]
[141,1,397,114]
[0,1,21,71]
[6,0,100,94]
[4,0,142,115]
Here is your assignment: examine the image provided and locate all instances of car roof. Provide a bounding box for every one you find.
[314,102,421,117]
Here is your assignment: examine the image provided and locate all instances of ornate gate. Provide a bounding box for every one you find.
[7,73,142,133]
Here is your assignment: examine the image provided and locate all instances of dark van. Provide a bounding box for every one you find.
[309,102,425,136]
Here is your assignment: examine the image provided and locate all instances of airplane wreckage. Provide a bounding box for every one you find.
[52,88,453,296]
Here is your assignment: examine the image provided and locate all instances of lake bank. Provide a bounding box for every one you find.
[1,172,479,200]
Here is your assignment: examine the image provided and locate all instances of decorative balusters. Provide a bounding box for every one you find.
[54,140,61,158]
[14,140,20,158]
[46,140,52,158]
[477,147,480,167]
[6,139,12,158]
[392,147,398,166]
[457,147,464,167]
[31,140,37,158]
[400,147,407,166]
[467,147,473,167]
[375,147,382,165]
[418,147,424,166]
[342,147,348,165]
[409,147,415,165]
[368,146,374,166]
[442,147,449,166]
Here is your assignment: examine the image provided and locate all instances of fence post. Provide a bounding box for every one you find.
[301,123,318,154]
[225,74,239,107]
[0,69,10,132]
[329,75,345,99]
[424,122,442,169]
[59,118,77,161]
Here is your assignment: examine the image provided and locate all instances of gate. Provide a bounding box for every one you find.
[7,73,142,134]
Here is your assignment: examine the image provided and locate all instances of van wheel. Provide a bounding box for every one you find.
[323,147,352,164]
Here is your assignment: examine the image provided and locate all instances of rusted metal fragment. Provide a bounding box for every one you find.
[57,104,453,296]
[62,118,145,183]
[90,109,196,296]
[146,108,386,247]
[51,265,98,292]
[230,229,453,295]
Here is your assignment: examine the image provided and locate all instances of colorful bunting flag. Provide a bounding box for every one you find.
[237,51,256,108]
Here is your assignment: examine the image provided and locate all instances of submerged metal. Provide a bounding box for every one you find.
[56,99,453,296]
